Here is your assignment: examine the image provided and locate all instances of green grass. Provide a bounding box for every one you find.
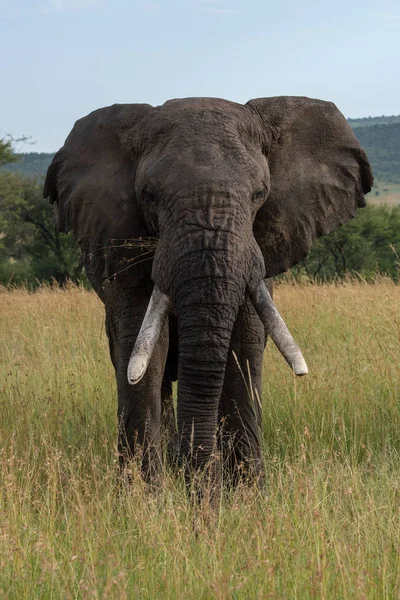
[0,283,399,598]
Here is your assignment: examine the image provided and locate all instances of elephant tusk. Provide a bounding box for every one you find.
[127,285,171,385]
[250,280,308,376]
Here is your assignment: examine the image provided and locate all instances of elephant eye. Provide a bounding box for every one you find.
[252,189,265,203]
[144,188,157,203]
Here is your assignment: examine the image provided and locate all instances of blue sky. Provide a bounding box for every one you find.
[1,0,399,152]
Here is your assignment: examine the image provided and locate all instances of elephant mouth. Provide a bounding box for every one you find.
[127,280,308,385]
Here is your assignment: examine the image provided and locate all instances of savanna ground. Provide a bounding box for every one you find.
[0,282,399,599]
[369,180,400,206]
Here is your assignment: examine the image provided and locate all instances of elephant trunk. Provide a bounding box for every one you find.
[174,276,242,471]
[155,212,259,478]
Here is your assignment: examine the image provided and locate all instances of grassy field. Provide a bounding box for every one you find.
[0,283,399,599]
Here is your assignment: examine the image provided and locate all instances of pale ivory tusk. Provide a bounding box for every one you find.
[127,285,171,385]
[250,280,308,376]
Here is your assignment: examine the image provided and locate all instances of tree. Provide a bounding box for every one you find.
[0,137,17,167]
[0,167,83,286]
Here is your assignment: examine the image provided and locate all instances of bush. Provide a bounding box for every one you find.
[293,204,400,281]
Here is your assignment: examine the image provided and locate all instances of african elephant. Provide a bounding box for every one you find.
[43,96,373,495]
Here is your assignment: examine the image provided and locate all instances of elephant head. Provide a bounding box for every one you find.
[44,97,372,473]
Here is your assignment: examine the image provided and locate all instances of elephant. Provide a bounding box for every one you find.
[43,96,373,497]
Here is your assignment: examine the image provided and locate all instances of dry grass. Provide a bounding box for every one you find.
[0,282,399,599]
[368,181,400,206]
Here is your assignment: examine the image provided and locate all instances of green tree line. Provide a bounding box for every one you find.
[2,135,400,287]
[291,204,400,281]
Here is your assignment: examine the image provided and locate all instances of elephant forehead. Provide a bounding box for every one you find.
[143,101,263,150]
[139,126,268,188]
[139,146,268,194]
[136,105,269,193]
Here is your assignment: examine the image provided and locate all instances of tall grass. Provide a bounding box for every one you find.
[0,282,399,598]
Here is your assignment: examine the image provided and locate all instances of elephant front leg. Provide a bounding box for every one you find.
[106,295,169,487]
[116,360,164,486]
[218,298,267,488]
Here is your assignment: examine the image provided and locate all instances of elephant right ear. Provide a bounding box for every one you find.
[246,96,373,277]
[43,103,152,246]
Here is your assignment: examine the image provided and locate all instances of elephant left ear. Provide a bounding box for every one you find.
[246,96,373,277]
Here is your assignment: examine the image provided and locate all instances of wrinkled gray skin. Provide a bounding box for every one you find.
[44,97,373,495]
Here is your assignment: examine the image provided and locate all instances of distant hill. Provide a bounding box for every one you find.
[1,115,400,199]
[352,122,400,184]
[348,115,400,128]
[0,152,54,177]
